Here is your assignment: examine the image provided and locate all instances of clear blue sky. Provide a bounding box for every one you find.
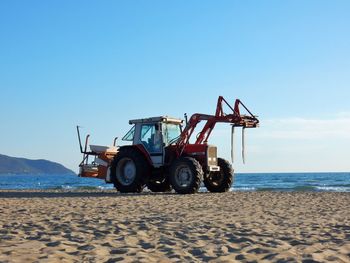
[1,1,349,172]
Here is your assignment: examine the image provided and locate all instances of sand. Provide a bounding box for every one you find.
[0,190,349,263]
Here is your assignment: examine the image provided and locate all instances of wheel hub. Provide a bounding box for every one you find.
[124,161,136,180]
[208,171,223,186]
[176,166,192,187]
[116,158,136,186]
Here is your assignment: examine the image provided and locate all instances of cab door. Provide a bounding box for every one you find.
[138,123,164,167]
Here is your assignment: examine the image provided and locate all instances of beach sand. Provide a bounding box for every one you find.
[0,190,349,263]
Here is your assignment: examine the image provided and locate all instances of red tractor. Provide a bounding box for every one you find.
[77,96,259,194]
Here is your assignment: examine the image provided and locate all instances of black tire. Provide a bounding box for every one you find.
[146,177,172,192]
[170,157,203,194]
[204,158,233,192]
[110,147,150,193]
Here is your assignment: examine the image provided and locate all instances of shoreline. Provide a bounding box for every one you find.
[0,188,350,194]
[0,190,349,262]
[1,172,350,193]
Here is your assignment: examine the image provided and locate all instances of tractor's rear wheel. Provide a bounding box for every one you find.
[204,158,233,192]
[170,157,203,194]
[146,177,172,192]
[111,147,150,193]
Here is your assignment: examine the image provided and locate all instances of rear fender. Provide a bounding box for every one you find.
[118,145,153,167]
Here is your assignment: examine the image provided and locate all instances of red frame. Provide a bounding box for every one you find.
[175,96,259,157]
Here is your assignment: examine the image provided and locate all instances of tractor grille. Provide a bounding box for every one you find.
[207,146,218,166]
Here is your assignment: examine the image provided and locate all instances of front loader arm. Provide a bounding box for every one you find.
[175,96,259,157]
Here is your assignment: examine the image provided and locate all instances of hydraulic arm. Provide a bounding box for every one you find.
[175,96,259,161]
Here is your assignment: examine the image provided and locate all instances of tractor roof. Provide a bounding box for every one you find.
[129,116,183,125]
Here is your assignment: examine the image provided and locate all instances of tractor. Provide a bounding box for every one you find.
[77,96,259,194]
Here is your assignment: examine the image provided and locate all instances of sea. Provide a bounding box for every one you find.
[0,172,349,192]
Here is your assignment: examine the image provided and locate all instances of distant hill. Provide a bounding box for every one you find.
[0,154,75,175]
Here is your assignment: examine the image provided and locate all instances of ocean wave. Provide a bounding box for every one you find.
[47,185,114,190]
[292,185,318,191]
[1,173,349,192]
[315,186,350,192]
[251,185,350,192]
[232,187,257,191]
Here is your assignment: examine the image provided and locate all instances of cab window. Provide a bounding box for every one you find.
[140,124,162,153]
[122,125,135,141]
[163,123,181,145]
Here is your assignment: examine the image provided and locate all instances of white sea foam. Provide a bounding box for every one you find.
[315,186,350,192]
[231,187,257,191]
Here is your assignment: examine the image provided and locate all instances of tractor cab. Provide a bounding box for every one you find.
[122,116,183,167]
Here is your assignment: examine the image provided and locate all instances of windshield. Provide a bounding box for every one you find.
[163,123,181,145]
[122,125,135,141]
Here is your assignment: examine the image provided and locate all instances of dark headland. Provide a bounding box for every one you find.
[0,154,74,174]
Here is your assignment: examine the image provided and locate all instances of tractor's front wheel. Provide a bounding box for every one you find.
[204,158,233,192]
[170,157,203,194]
[111,148,150,193]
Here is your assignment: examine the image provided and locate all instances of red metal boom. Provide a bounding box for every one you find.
[175,96,259,156]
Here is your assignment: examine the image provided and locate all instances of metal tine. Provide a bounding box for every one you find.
[242,127,246,164]
[231,125,235,163]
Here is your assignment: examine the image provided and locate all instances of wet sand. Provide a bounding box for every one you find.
[0,190,349,262]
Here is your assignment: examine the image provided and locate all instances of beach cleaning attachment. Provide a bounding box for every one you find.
[76,126,118,180]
